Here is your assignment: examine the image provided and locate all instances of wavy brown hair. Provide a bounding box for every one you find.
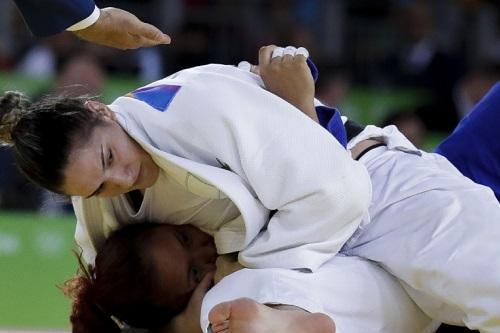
[62,223,187,332]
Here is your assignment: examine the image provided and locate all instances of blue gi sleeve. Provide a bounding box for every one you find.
[435,82,500,201]
[315,105,348,148]
[307,58,348,148]
[13,0,96,37]
[307,58,319,82]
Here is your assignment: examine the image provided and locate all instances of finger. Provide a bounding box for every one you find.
[291,52,308,65]
[271,47,284,62]
[237,61,252,72]
[295,47,309,59]
[237,61,260,75]
[258,45,277,66]
[211,325,229,333]
[212,321,229,331]
[282,46,296,64]
[191,272,214,301]
[250,64,260,75]
[198,271,214,292]
[185,272,214,318]
[212,327,229,333]
[283,46,297,56]
[135,22,172,46]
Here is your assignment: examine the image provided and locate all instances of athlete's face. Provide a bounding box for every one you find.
[149,224,217,309]
[61,102,159,197]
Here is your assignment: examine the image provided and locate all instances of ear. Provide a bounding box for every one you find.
[85,100,116,121]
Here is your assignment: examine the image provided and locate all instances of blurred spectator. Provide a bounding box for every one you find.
[315,63,365,121]
[383,0,465,132]
[455,65,500,118]
[168,21,213,72]
[474,0,500,64]
[16,33,82,78]
[0,1,15,69]
[316,64,352,107]
[54,53,105,97]
[0,147,41,211]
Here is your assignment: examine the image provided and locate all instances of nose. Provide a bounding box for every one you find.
[193,244,218,266]
[104,168,135,196]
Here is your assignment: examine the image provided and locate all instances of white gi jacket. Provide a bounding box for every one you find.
[73,64,372,271]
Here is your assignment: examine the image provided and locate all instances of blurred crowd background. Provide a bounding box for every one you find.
[1,0,500,214]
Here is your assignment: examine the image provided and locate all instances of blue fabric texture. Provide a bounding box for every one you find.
[435,82,500,200]
[307,58,347,147]
[128,85,182,112]
[13,0,96,37]
[307,58,319,82]
[316,105,348,148]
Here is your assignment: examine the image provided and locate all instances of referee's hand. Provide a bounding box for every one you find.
[73,7,171,50]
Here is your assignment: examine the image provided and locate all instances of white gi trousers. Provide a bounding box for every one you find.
[201,256,439,333]
[342,126,500,332]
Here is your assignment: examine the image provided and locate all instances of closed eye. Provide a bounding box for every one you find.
[176,231,191,247]
[190,266,202,284]
[107,149,113,166]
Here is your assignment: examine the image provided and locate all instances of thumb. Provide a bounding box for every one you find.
[190,271,214,306]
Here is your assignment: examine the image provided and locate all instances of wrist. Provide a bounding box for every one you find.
[66,6,101,32]
[294,101,318,122]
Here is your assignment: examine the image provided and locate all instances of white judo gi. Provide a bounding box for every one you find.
[201,256,440,333]
[71,64,499,331]
[341,124,500,332]
[73,64,372,271]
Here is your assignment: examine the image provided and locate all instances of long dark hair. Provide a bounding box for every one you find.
[0,91,102,193]
[62,223,184,332]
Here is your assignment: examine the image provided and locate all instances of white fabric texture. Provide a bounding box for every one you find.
[66,5,100,31]
[73,64,372,271]
[341,125,500,332]
[82,169,240,237]
[201,256,440,333]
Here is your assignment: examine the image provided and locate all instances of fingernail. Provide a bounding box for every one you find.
[161,34,172,44]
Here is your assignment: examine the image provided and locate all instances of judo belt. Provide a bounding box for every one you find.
[344,120,386,161]
[344,119,364,141]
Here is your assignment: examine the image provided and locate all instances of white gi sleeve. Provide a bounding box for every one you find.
[166,65,373,271]
[200,256,437,333]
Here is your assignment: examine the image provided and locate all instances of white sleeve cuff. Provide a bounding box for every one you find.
[66,6,100,31]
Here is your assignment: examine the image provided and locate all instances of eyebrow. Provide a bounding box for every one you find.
[85,144,105,198]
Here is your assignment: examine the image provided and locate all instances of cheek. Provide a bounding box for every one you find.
[123,137,146,163]
[61,159,97,195]
[171,292,193,313]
